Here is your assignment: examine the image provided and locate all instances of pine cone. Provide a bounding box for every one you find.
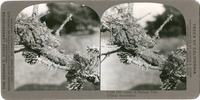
[22,51,39,65]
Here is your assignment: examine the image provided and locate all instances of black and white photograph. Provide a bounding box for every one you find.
[1,0,199,99]
[14,3,100,91]
[100,3,186,90]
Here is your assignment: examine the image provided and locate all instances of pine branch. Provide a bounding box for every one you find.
[101,46,164,69]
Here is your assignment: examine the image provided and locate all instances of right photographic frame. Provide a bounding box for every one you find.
[100,3,186,91]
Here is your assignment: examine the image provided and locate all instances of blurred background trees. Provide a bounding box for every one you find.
[145,5,186,37]
[40,3,186,37]
[41,3,100,35]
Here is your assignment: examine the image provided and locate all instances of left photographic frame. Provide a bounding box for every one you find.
[14,3,100,91]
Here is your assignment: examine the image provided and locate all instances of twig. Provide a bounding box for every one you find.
[135,12,151,22]
[32,5,39,18]
[55,14,73,36]
[154,14,173,38]
[101,55,108,63]
[128,3,134,18]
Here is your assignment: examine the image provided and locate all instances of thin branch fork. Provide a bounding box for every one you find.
[101,48,121,62]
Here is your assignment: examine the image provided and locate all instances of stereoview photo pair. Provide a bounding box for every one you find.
[1,0,199,99]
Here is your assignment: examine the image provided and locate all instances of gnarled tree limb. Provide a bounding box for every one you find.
[15,5,73,67]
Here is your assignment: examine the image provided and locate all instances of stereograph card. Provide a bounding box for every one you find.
[1,0,199,99]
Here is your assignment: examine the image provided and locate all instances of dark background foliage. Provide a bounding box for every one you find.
[41,3,100,35]
[145,5,186,37]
